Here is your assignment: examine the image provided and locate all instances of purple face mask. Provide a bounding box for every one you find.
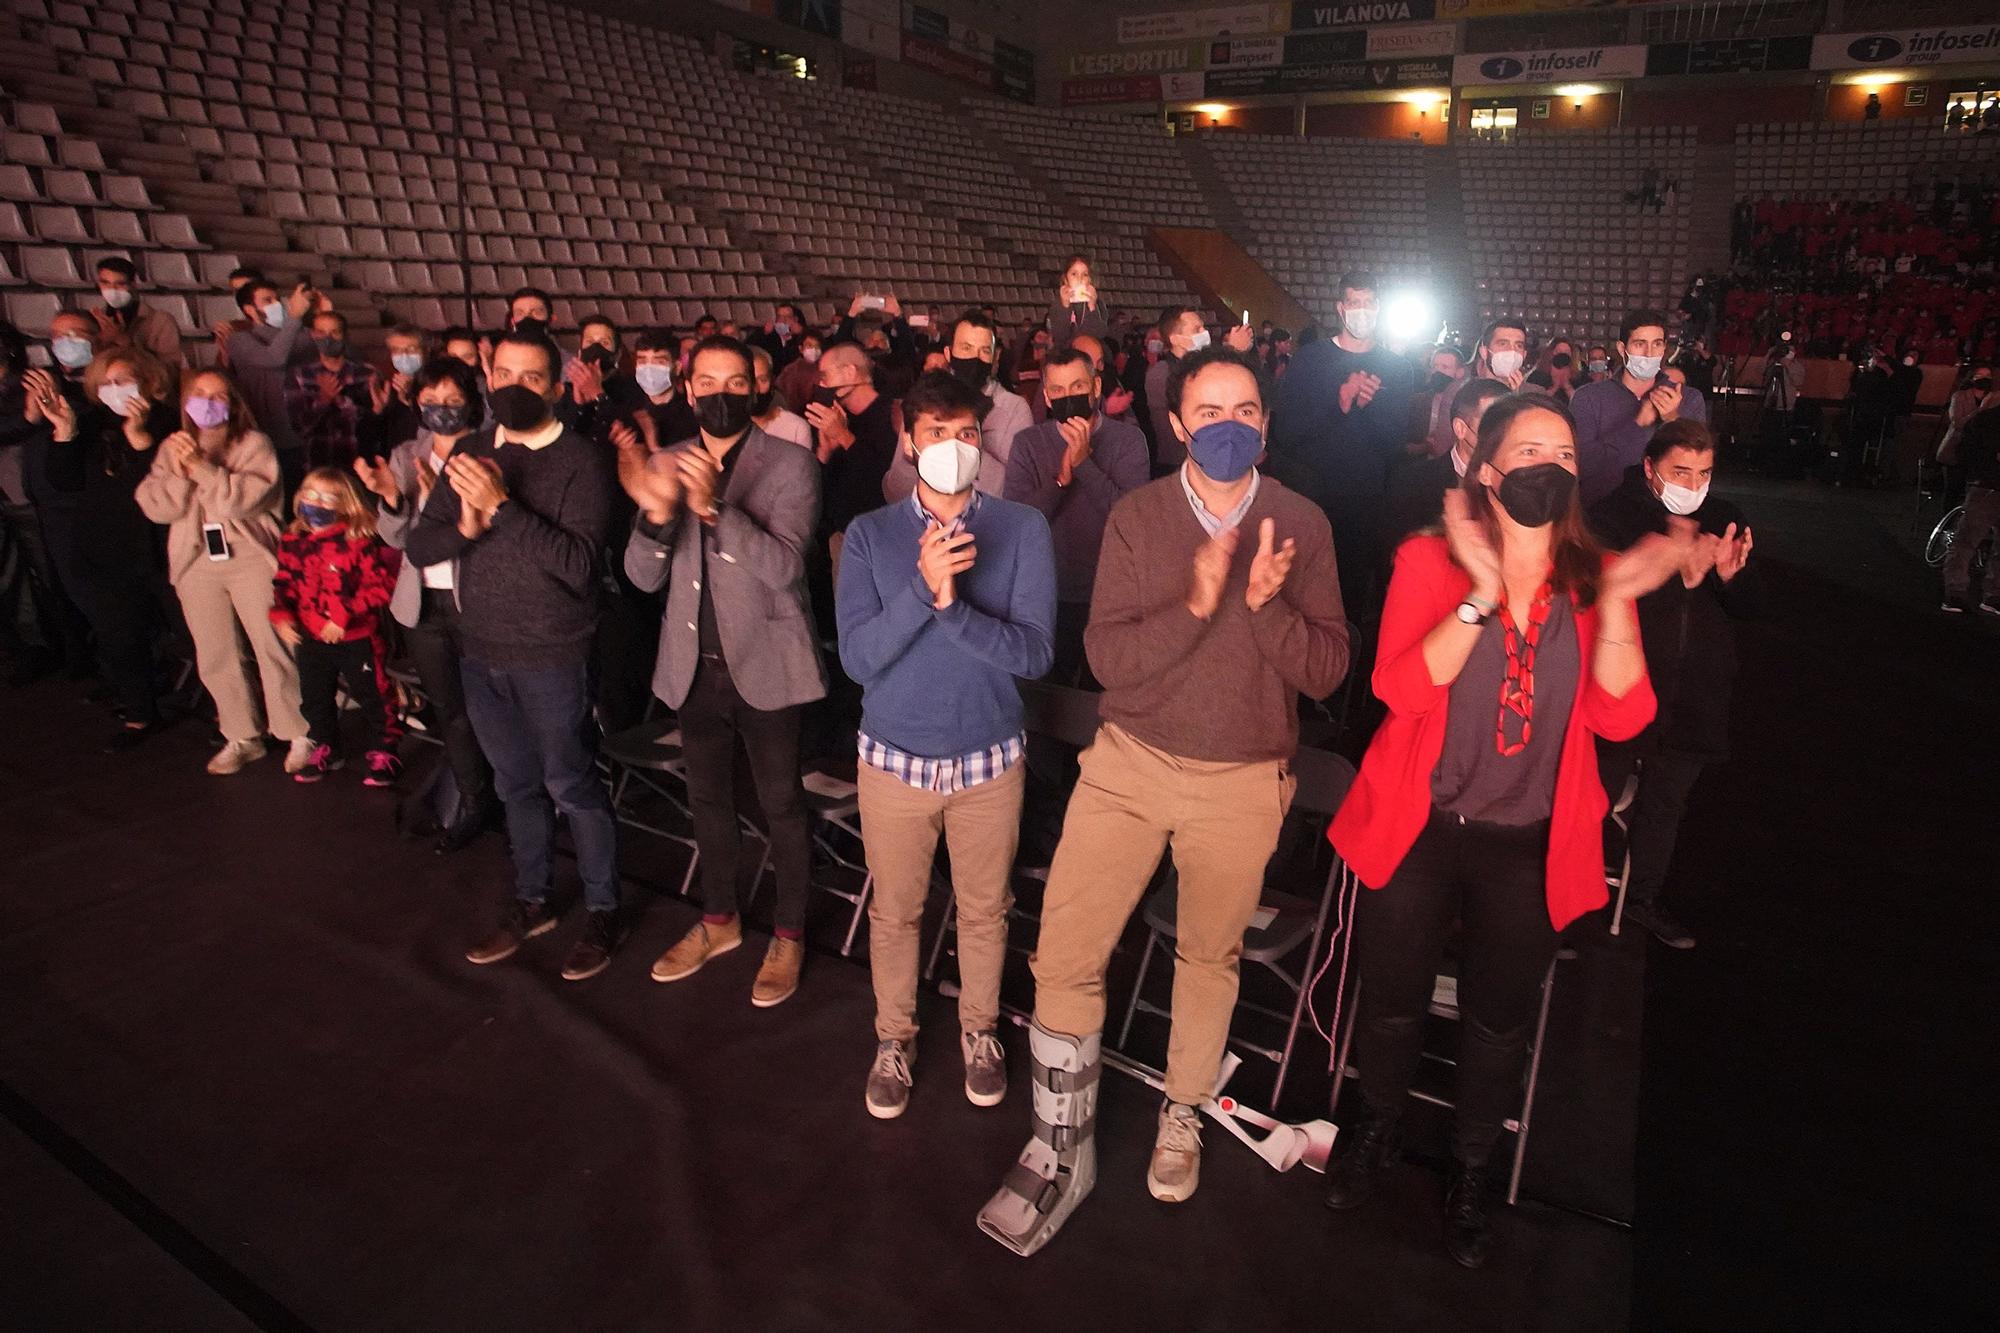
[185,396,230,429]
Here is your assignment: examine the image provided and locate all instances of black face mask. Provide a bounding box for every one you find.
[750,386,777,415]
[488,384,550,432]
[1428,371,1454,392]
[948,355,992,390]
[513,317,550,340]
[421,402,472,435]
[580,345,616,372]
[809,385,843,410]
[1048,392,1093,424]
[1551,352,1573,370]
[1975,378,1994,391]
[1494,463,1576,528]
[693,390,752,438]
[314,336,346,357]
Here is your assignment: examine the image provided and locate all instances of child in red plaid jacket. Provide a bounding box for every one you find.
[271,467,405,785]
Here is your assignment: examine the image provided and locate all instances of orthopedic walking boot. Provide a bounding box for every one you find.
[977,1023,1099,1256]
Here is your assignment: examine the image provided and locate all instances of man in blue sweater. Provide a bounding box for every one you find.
[836,371,1057,1121]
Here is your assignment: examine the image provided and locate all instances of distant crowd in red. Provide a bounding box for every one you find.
[1716,193,2000,364]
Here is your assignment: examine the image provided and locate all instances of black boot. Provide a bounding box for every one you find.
[1323,1105,1399,1211]
[1443,1163,1492,1269]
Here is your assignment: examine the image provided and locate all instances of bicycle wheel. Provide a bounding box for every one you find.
[1926,506,1963,568]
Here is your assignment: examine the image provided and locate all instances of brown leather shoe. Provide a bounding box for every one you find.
[559,909,619,982]
[466,899,560,965]
[650,918,742,983]
[751,937,804,1008]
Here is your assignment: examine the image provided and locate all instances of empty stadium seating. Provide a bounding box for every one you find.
[8,0,1992,364]
[1200,133,1432,329]
[1736,119,1997,200]
[1458,127,1698,345]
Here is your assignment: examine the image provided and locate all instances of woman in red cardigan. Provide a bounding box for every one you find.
[1324,394,1688,1267]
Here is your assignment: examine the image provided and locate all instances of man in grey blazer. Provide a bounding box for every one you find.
[354,357,495,853]
[617,335,827,1008]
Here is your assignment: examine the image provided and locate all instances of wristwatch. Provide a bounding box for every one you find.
[1456,595,1497,625]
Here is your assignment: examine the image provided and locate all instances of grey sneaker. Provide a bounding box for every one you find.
[865,1039,915,1120]
[961,1028,1007,1107]
[1147,1101,1204,1203]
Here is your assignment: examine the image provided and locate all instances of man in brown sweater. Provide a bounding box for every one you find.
[980,346,1349,1256]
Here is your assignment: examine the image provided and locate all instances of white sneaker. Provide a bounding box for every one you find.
[283,737,318,774]
[1147,1101,1204,1203]
[207,737,268,776]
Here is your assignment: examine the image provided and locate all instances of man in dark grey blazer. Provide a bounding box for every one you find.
[617,335,827,1008]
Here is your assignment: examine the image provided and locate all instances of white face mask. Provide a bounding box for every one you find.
[1624,353,1662,381]
[261,301,286,329]
[1488,349,1524,379]
[1656,476,1708,516]
[801,346,821,364]
[100,286,133,310]
[1186,328,1211,353]
[634,364,674,396]
[98,382,142,414]
[391,352,423,376]
[915,438,982,495]
[1341,307,1377,341]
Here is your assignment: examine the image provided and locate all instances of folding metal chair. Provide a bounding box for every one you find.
[1114,745,1357,1107]
[601,714,700,899]
[1607,766,1640,936]
[382,662,441,748]
[1330,945,1566,1206]
[754,770,872,957]
[923,680,1101,981]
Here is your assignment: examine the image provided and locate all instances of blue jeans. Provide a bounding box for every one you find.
[460,655,619,912]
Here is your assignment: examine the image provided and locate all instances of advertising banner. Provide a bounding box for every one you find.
[1452,44,1647,84]
[1065,42,1206,78]
[1440,0,1631,15]
[1207,54,1448,94]
[1208,35,1287,67]
[1285,29,1368,63]
[1645,36,1811,77]
[1117,4,1283,45]
[1366,21,1457,59]
[902,32,989,84]
[1061,74,1160,105]
[777,0,841,38]
[1291,0,1437,28]
[1811,26,2000,70]
[993,37,1035,104]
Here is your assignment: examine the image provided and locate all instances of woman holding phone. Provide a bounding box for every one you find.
[1324,394,1688,1267]
[1046,255,1110,350]
[135,369,309,774]
[31,350,179,749]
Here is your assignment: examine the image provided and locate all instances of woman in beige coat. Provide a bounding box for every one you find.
[135,369,311,774]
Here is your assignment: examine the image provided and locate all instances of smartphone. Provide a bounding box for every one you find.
[1242,309,1251,327]
[860,295,887,311]
[202,522,230,562]
[907,313,930,328]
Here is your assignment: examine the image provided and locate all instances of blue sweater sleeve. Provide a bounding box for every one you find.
[935,507,1056,679]
[835,515,937,684]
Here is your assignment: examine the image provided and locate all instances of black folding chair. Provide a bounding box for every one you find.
[1113,745,1358,1107]
[923,680,1102,980]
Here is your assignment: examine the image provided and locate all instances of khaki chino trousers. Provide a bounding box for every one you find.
[1031,723,1294,1106]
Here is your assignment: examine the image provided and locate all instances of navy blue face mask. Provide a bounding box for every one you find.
[300,503,339,529]
[1179,416,1263,484]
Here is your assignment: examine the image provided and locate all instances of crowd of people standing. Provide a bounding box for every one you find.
[2,252,1768,1269]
